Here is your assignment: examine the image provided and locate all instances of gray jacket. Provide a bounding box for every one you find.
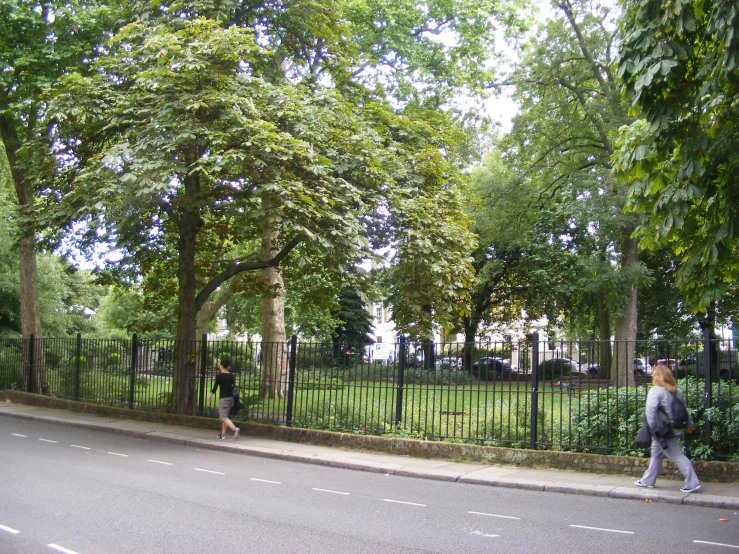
[645,385,692,438]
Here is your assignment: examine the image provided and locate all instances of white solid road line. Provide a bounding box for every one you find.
[70,445,90,450]
[148,459,173,465]
[312,488,350,495]
[251,478,281,484]
[39,438,58,443]
[107,452,128,457]
[383,499,426,507]
[469,511,520,520]
[194,468,225,475]
[48,543,81,554]
[694,540,739,549]
[570,525,635,535]
[0,523,20,534]
[11,433,26,437]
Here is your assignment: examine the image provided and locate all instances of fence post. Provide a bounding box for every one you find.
[702,326,712,449]
[74,333,82,401]
[395,336,407,427]
[27,334,35,393]
[128,334,138,410]
[198,334,208,416]
[529,332,540,450]
[285,335,298,427]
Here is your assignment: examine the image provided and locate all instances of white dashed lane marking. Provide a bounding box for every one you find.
[694,540,739,550]
[194,468,225,475]
[48,543,81,554]
[570,525,634,535]
[383,499,426,507]
[0,523,20,534]
[70,445,90,450]
[11,433,26,438]
[39,438,58,443]
[469,511,520,520]
[251,478,281,484]
[312,488,350,495]
[471,530,500,538]
[148,460,172,466]
[107,452,128,457]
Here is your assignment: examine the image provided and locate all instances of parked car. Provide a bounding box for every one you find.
[435,357,462,370]
[677,350,738,380]
[537,358,580,379]
[471,357,513,379]
[633,358,652,375]
[656,358,677,369]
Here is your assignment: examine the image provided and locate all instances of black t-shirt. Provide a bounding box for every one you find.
[211,372,235,399]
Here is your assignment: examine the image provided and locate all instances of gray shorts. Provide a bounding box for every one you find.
[218,397,234,421]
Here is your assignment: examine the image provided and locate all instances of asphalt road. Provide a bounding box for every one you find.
[1,418,738,554]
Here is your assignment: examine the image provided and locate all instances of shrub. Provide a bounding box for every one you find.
[68,355,88,368]
[565,378,739,460]
[565,387,646,456]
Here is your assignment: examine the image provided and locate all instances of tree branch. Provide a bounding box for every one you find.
[194,236,301,312]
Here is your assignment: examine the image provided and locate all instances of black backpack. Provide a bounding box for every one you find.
[669,392,689,430]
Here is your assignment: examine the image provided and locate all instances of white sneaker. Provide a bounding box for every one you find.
[233,428,240,440]
[680,484,701,493]
[635,480,655,488]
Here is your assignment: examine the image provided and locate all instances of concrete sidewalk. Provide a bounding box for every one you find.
[2,399,738,510]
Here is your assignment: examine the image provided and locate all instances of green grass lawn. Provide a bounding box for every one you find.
[36,367,637,447]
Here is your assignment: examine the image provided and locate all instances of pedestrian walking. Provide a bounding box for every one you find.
[635,364,700,492]
[207,357,240,440]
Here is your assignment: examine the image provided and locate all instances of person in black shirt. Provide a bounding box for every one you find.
[207,357,240,440]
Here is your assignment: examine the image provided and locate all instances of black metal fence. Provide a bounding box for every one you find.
[1,331,737,461]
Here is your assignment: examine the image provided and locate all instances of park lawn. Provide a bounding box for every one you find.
[41,368,578,446]
[247,380,573,444]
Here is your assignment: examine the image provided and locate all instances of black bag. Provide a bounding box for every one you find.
[229,384,241,416]
[669,392,689,430]
[635,414,652,447]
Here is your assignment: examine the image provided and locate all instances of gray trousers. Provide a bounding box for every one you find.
[640,437,700,488]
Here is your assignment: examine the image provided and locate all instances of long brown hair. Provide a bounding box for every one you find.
[652,364,677,393]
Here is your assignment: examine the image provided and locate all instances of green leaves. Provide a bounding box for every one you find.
[615,0,739,311]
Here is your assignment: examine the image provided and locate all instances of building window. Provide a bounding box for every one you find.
[376,336,382,344]
[375,305,383,323]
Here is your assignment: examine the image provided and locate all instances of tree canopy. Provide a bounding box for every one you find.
[615,0,739,311]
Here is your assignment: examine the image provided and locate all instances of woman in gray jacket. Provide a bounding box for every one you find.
[635,364,701,492]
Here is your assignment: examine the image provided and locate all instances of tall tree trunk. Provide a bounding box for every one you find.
[462,317,478,372]
[613,228,638,387]
[259,220,287,400]
[171,175,202,415]
[195,273,245,339]
[597,289,612,378]
[0,117,47,394]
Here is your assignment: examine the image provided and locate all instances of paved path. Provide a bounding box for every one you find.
[2,399,738,509]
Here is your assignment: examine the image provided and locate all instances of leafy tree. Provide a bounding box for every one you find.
[0,147,20,336]
[40,18,397,412]
[614,0,739,312]
[499,0,641,382]
[1,146,103,339]
[331,287,374,356]
[380,109,477,344]
[0,0,115,391]
[344,0,530,107]
[462,152,540,346]
[636,246,700,340]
